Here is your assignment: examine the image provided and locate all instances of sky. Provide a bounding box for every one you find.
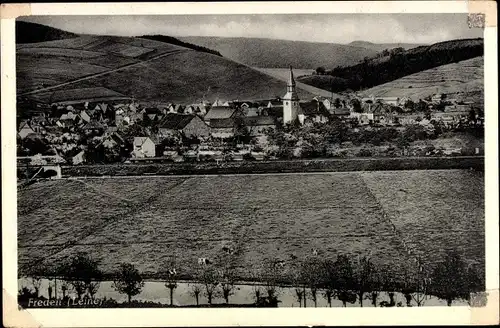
[19,14,482,44]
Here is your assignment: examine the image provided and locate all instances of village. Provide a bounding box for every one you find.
[17,68,484,170]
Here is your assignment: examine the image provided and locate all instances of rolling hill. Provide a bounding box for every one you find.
[16,21,78,44]
[297,38,484,94]
[359,56,484,100]
[179,36,384,69]
[16,24,314,105]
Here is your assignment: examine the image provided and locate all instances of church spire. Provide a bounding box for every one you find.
[288,65,296,87]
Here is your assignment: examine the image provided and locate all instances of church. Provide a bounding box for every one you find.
[281,67,330,125]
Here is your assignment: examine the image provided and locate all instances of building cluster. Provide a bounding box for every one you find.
[17,68,483,165]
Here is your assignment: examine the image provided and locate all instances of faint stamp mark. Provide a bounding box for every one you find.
[468,13,485,29]
[469,291,488,307]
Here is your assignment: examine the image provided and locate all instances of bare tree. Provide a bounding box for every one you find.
[321,258,337,307]
[261,259,283,307]
[290,262,305,307]
[199,266,219,305]
[294,287,305,308]
[352,255,377,307]
[401,257,431,307]
[188,283,203,306]
[301,257,324,308]
[164,258,179,306]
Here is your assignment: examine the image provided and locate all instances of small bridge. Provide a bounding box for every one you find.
[40,165,62,179]
[17,159,63,184]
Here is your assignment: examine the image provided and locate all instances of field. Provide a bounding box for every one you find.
[17,34,314,104]
[48,51,313,104]
[18,170,485,280]
[26,87,131,104]
[360,56,484,99]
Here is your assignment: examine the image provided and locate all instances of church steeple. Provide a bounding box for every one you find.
[282,65,300,124]
[284,65,298,101]
[288,65,296,88]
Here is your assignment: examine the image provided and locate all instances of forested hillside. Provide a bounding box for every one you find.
[298,38,483,93]
[16,21,78,44]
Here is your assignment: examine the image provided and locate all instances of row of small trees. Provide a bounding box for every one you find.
[19,250,484,307]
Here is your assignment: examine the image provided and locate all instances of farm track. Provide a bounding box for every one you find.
[356,174,419,263]
[38,177,190,259]
[19,49,192,96]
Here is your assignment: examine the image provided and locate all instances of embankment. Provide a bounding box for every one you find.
[61,156,484,177]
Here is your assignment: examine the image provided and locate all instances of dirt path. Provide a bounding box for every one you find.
[19,49,192,96]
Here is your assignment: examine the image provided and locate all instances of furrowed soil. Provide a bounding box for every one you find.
[18,170,484,280]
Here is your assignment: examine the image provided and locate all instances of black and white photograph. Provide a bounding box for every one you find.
[2,1,498,326]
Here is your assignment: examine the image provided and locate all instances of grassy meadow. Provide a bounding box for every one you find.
[18,170,484,280]
[360,56,483,99]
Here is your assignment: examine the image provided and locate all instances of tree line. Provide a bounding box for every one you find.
[18,250,484,308]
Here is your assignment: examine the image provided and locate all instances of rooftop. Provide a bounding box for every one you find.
[159,113,197,130]
[204,107,238,120]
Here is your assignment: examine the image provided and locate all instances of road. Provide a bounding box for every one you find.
[19,49,192,97]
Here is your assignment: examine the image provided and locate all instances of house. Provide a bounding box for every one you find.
[298,100,330,125]
[212,99,224,107]
[370,102,396,125]
[158,113,211,138]
[71,150,86,165]
[82,121,106,134]
[102,132,125,149]
[188,103,209,115]
[350,112,373,125]
[444,104,471,113]
[243,107,260,117]
[95,103,109,113]
[204,106,240,123]
[431,93,445,103]
[209,118,235,139]
[129,112,144,123]
[330,107,350,120]
[375,96,400,106]
[261,106,284,118]
[267,99,282,108]
[209,116,276,138]
[242,116,277,136]
[80,111,91,123]
[184,106,195,114]
[167,104,183,113]
[18,121,36,139]
[395,114,421,125]
[60,112,77,121]
[132,137,156,158]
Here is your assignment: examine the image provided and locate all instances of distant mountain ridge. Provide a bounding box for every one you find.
[180,36,382,69]
[348,40,425,52]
